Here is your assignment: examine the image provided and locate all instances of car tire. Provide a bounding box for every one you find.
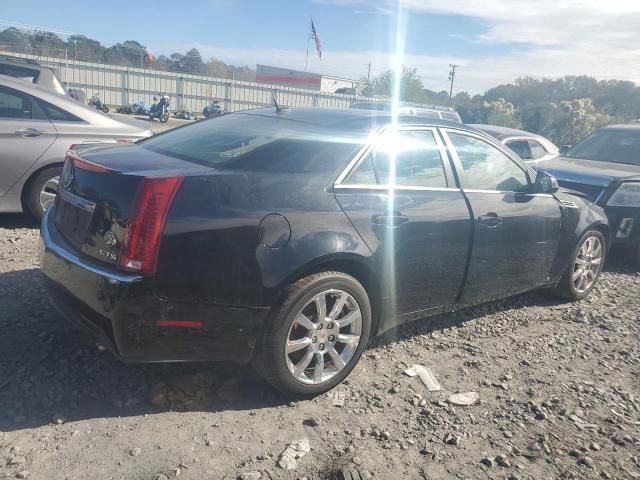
[25,166,62,221]
[252,271,372,398]
[552,229,606,301]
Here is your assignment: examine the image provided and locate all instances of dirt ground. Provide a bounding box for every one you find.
[0,214,638,480]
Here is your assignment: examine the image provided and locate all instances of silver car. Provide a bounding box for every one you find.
[0,74,151,219]
[470,124,559,163]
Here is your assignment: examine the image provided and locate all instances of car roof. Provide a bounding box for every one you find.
[235,107,472,132]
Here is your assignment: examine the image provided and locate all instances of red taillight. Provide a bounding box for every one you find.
[119,176,184,275]
[65,151,109,173]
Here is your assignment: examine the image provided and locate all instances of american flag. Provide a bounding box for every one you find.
[311,20,322,59]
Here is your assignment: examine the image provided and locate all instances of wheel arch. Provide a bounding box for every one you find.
[20,161,64,214]
[275,253,384,337]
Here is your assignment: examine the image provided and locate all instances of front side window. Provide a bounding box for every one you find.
[448,132,529,192]
[0,87,32,119]
[346,130,448,188]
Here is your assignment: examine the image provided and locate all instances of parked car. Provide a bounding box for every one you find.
[40,108,608,397]
[470,124,559,163]
[535,124,640,264]
[0,74,152,219]
[350,101,462,122]
[0,54,67,96]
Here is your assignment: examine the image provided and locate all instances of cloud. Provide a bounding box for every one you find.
[165,1,640,94]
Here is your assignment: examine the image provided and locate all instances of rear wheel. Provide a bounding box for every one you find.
[553,229,606,301]
[25,166,62,221]
[253,272,371,398]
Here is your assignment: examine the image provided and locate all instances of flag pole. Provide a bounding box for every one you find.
[305,20,311,71]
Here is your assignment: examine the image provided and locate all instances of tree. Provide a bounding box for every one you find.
[369,67,427,103]
[0,27,32,52]
[182,48,205,74]
[551,98,608,146]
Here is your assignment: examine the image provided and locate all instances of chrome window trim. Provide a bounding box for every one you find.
[334,184,460,192]
[334,125,451,189]
[440,128,536,192]
[441,127,537,177]
[463,188,553,197]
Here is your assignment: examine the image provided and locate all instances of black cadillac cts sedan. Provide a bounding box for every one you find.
[40,108,609,397]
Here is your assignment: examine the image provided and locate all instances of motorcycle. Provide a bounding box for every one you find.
[88,93,109,113]
[174,109,195,120]
[203,100,224,119]
[149,95,170,123]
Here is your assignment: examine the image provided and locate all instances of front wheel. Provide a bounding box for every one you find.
[101,105,109,113]
[160,111,169,123]
[553,229,606,301]
[253,272,371,398]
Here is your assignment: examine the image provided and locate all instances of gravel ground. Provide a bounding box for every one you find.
[0,214,639,480]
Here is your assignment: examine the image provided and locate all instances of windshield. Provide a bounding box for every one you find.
[565,129,640,166]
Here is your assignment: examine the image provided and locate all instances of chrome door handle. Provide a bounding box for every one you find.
[14,128,45,137]
[372,212,409,227]
[478,213,503,227]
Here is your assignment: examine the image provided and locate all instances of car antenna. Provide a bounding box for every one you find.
[272,94,291,114]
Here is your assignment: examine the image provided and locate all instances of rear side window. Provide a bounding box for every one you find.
[38,100,83,122]
[528,140,547,159]
[506,140,533,160]
[346,130,448,188]
[448,132,529,192]
[441,112,461,122]
[0,87,32,119]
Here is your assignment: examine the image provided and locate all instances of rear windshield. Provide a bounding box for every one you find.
[141,113,364,173]
[565,129,640,166]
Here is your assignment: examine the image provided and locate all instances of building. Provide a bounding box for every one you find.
[256,64,366,94]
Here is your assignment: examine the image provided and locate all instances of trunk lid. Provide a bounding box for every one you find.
[53,144,211,268]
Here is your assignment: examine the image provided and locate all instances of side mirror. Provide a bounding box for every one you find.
[559,144,571,155]
[534,170,559,194]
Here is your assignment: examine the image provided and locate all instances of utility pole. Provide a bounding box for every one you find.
[448,64,459,107]
[367,62,371,84]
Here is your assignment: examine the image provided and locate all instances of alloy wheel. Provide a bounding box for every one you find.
[284,289,362,385]
[572,236,603,293]
[40,176,60,212]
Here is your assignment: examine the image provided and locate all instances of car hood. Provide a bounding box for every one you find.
[534,156,640,187]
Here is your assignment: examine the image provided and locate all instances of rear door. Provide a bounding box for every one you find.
[442,128,562,302]
[0,85,57,195]
[334,126,472,323]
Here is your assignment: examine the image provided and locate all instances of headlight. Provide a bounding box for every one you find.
[607,182,640,207]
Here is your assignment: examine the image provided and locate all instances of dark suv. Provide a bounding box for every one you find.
[0,54,67,96]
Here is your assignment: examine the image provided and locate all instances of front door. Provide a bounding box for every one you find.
[334,127,473,325]
[442,129,562,302]
[0,86,57,196]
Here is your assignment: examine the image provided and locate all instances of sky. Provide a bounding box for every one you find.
[2,0,640,93]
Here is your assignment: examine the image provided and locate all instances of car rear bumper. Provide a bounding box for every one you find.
[40,207,268,364]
